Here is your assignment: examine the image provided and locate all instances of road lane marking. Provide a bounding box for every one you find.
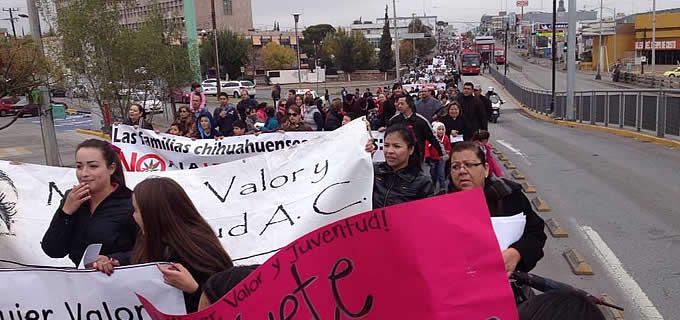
[581,226,664,320]
[495,139,532,166]
[496,139,524,156]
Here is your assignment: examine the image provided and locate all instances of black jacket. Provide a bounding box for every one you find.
[324,109,342,131]
[483,177,546,272]
[439,115,468,144]
[479,95,493,124]
[41,186,137,266]
[373,163,434,209]
[459,95,488,139]
[378,95,399,128]
[123,118,153,130]
[213,104,239,136]
[388,112,443,157]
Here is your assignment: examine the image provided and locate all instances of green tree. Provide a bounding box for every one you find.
[408,18,436,57]
[261,42,296,70]
[56,0,193,125]
[200,30,251,80]
[301,24,336,66]
[331,28,376,77]
[399,41,415,65]
[378,7,395,72]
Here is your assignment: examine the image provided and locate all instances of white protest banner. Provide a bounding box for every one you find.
[0,264,185,320]
[111,123,385,172]
[0,119,373,267]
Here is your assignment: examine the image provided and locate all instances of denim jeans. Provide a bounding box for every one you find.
[429,159,447,191]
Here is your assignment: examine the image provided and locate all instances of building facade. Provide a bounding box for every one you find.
[56,0,253,33]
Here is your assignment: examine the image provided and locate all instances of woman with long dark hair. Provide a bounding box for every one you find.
[42,139,136,267]
[372,123,434,209]
[123,103,153,130]
[130,177,233,312]
[176,105,197,138]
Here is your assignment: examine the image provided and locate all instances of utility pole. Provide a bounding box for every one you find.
[651,0,656,76]
[2,7,20,39]
[566,0,576,120]
[293,13,302,84]
[550,0,556,115]
[504,20,509,76]
[393,0,401,81]
[595,0,603,80]
[210,0,221,92]
[26,0,60,166]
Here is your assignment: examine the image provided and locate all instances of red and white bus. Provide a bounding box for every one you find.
[460,49,481,75]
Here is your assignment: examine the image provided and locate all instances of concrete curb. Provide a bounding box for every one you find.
[76,129,111,140]
[563,248,594,275]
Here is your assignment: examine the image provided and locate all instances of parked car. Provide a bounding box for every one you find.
[131,93,163,114]
[0,96,20,117]
[663,66,680,78]
[170,88,191,103]
[223,80,257,98]
[10,98,40,117]
[50,87,67,97]
[201,82,218,96]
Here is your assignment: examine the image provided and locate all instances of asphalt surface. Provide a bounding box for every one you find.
[503,46,636,91]
[469,73,680,319]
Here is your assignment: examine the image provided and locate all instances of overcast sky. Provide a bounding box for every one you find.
[1,0,676,35]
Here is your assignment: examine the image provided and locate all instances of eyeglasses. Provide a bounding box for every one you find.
[451,162,484,171]
[288,113,298,116]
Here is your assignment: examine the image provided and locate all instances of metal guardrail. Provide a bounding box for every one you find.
[489,67,680,139]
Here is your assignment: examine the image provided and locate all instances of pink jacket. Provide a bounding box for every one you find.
[486,144,504,177]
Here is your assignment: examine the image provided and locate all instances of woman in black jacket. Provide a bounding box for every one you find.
[127,177,233,313]
[42,139,137,266]
[122,103,153,130]
[449,141,546,274]
[439,101,468,144]
[372,124,434,209]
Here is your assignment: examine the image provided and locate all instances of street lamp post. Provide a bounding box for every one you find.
[210,0,221,93]
[651,0,656,76]
[293,13,302,84]
[595,0,603,80]
[393,0,401,81]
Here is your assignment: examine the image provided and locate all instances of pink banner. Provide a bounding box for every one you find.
[139,189,518,319]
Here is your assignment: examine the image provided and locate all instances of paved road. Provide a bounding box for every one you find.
[472,74,680,319]
[503,46,636,91]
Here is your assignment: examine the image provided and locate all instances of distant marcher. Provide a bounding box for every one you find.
[472,131,503,177]
[123,103,153,130]
[458,82,488,140]
[196,114,220,139]
[260,106,280,133]
[232,120,247,136]
[324,98,343,131]
[189,83,206,113]
[176,105,197,138]
[426,121,452,193]
[302,96,323,131]
[236,89,258,121]
[415,88,442,122]
[166,122,182,136]
[213,92,239,137]
[271,84,281,105]
[281,105,312,132]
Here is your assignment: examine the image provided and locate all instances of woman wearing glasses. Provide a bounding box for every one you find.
[280,105,312,132]
[449,141,546,279]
